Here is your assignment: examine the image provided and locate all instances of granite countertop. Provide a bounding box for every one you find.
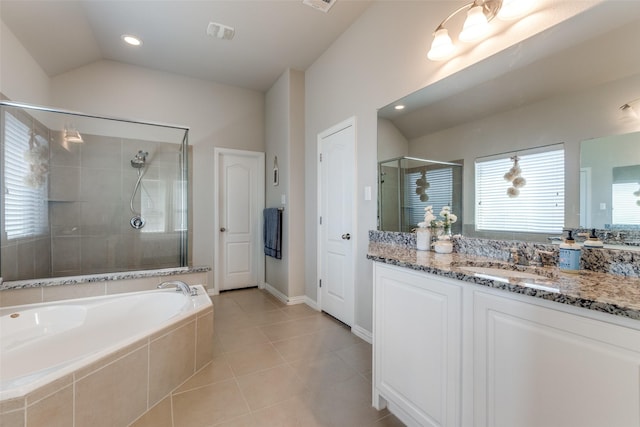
[0,266,212,291]
[368,241,640,320]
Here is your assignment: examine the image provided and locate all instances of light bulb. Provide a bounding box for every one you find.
[427,28,455,61]
[459,5,490,42]
[498,0,534,20]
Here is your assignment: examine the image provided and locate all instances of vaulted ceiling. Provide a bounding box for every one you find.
[1,0,372,91]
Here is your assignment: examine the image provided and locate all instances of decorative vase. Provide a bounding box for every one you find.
[416,228,431,251]
[433,238,453,254]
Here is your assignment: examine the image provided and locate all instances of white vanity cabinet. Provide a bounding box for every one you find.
[473,291,640,427]
[373,263,463,427]
[373,261,640,427]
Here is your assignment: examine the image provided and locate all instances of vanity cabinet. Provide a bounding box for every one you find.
[373,262,640,427]
[373,263,462,427]
[473,291,640,427]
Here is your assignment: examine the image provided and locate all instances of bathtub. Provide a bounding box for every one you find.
[0,284,213,424]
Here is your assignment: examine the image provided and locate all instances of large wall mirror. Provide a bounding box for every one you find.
[377,2,640,247]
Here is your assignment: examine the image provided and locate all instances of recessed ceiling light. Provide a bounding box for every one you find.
[121,35,142,46]
[394,105,405,110]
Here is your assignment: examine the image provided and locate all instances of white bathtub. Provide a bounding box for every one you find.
[0,284,212,401]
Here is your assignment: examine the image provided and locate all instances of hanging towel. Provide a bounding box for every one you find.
[263,208,282,259]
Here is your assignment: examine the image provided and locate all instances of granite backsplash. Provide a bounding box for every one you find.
[369,230,640,278]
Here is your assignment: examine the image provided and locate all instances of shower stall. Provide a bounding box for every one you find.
[0,101,189,282]
[378,156,463,233]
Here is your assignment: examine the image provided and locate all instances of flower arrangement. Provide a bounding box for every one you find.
[417,205,457,234]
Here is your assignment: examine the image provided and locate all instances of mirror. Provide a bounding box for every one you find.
[377,3,640,245]
[1,101,190,282]
[580,132,640,230]
[378,156,462,233]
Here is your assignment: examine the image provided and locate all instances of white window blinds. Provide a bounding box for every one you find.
[475,146,564,233]
[3,111,49,240]
[404,168,453,228]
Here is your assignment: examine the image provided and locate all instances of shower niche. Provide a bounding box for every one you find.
[378,156,463,233]
[0,101,189,282]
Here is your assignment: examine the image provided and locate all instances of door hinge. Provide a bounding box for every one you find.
[319,153,322,162]
[319,279,322,288]
[319,216,322,225]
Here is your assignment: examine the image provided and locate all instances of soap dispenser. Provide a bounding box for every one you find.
[559,230,581,273]
[583,229,604,248]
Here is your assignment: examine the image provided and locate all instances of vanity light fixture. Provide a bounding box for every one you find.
[427,0,534,61]
[121,34,142,46]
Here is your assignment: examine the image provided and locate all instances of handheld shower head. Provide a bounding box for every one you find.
[131,150,148,168]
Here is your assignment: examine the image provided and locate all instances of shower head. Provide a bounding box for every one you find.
[131,150,148,168]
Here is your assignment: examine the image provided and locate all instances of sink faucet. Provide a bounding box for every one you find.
[157,280,196,296]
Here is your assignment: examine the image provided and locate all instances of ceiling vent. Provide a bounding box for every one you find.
[206,22,235,40]
[303,0,336,13]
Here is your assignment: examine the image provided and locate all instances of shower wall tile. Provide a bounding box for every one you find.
[17,240,35,280]
[80,136,122,170]
[1,243,19,281]
[51,236,81,274]
[49,202,81,228]
[49,136,81,167]
[79,167,121,202]
[49,166,80,201]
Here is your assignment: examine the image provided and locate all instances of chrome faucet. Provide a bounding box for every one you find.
[157,280,196,296]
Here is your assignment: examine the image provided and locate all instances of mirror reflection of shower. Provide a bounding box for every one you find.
[130,150,149,229]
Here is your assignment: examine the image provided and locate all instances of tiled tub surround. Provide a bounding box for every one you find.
[0,266,210,308]
[0,285,214,427]
[368,233,640,320]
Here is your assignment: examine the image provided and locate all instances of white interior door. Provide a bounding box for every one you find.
[319,118,355,326]
[215,148,264,292]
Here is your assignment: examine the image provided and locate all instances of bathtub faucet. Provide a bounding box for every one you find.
[157,280,197,297]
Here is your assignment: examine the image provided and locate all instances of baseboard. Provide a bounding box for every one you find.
[351,324,373,344]
[263,282,307,306]
[302,296,320,311]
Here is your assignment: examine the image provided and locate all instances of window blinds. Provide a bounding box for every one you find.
[612,182,640,225]
[404,168,454,228]
[475,147,564,233]
[3,111,49,240]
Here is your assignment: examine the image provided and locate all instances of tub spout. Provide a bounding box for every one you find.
[157,280,194,296]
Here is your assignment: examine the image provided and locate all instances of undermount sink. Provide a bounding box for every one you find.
[457,265,549,280]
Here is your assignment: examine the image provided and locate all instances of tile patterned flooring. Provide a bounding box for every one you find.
[132,287,404,427]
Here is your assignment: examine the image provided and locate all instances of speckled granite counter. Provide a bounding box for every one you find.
[368,241,640,320]
[0,266,211,291]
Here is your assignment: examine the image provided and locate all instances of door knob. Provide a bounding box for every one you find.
[341,233,351,240]
[220,227,226,232]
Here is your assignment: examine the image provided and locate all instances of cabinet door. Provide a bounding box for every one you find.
[374,264,462,427]
[474,291,640,427]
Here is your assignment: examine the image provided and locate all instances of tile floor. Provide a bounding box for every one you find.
[132,287,404,427]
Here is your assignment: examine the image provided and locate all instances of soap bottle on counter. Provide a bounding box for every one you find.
[583,228,604,248]
[559,230,581,273]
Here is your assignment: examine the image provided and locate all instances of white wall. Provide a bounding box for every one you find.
[0,21,50,104]
[304,0,602,333]
[265,68,305,299]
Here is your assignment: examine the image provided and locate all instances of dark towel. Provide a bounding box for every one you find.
[263,208,282,259]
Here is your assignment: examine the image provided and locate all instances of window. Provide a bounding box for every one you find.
[404,167,454,228]
[3,111,49,240]
[612,182,640,225]
[475,145,564,233]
